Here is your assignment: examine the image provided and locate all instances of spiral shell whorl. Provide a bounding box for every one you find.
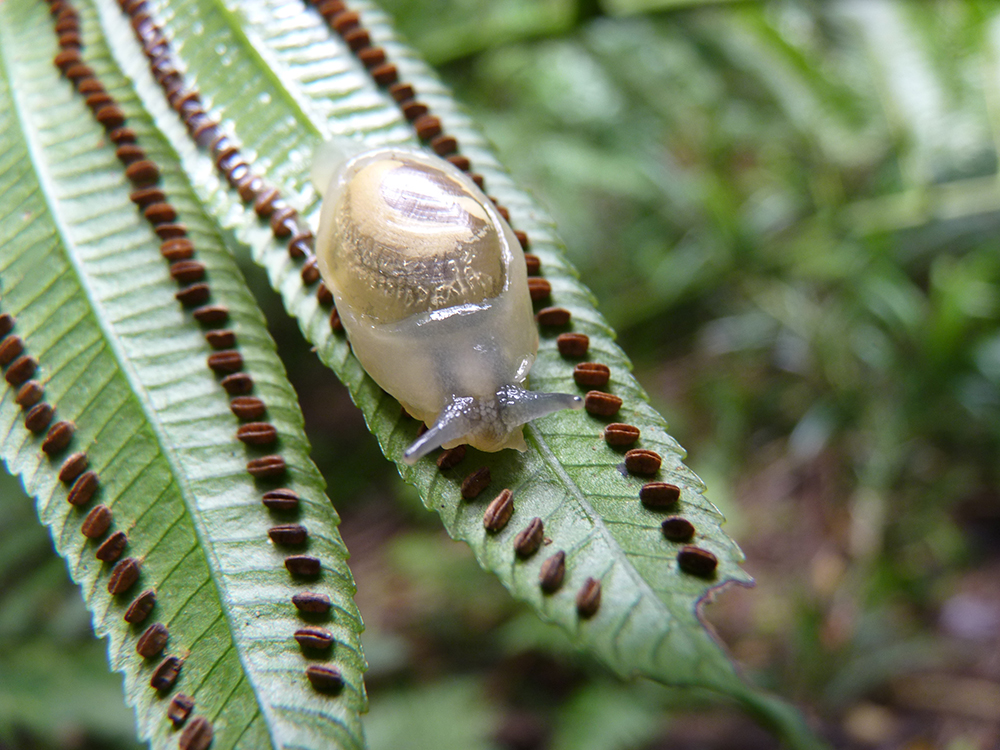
[322,154,506,324]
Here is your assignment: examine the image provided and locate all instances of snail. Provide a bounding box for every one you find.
[311,139,582,464]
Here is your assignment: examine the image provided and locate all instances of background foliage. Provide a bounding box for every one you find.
[4,0,1000,748]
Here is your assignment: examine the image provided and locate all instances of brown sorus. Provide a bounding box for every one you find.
[585,391,622,418]
[174,89,202,114]
[556,333,589,358]
[268,523,307,546]
[236,173,263,202]
[661,516,695,543]
[167,694,195,728]
[124,589,157,624]
[358,46,385,68]
[305,665,344,694]
[0,335,24,365]
[377,60,409,86]
[175,283,210,307]
[205,330,237,350]
[221,372,253,395]
[85,92,114,111]
[640,482,680,509]
[292,591,331,614]
[483,489,514,532]
[576,577,601,618]
[604,423,639,447]
[430,134,458,156]
[154,223,187,241]
[331,10,360,33]
[144,202,177,225]
[58,31,82,48]
[53,48,81,71]
[495,205,511,222]
[150,655,182,691]
[230,396,266,420]
[524,254,541,276]
[15,380,43,408]
[317,0,346,16]
[446,154,471,172]
[262,488,299,512]
[574,362,610,388]
[400,100,428,122]
[247,454,286,478]
[225,161,250,188]
[67,469,99,506]
[536,307,571,327]
[539,551,566,594]
[25,402,54,433]
[316,283,334,306]
[59,452,89,483]
[109,126,137,144]
[136,622,168,659]
[192,304,229,325]
[207,350,243,374]
[624,449,661,476]
[131,187,166,209]
[301,258,320,285]
[389,82,415,103]
[125,159,160,186]
[160,237,195,260]
[0,312,13,337]
[329,307,343,332]
[81,504,112,539]
[514,517,544,558]
[269,206,297,237]
[677,545,717,578]
[42,420,75,455]
[285,554,320,577]
[342,27,369,51]
[514,229,530,250]
[108,557,141,595]
[527,278,551,302]
[213,143,239,168]
[169,260,206,284]
[115,143,145,164]
[461,466,491,500]
[95,104,126,130]
[253,186,280,218]
[193,119,219,149]
[66,64,94,84]
[288,233,313,258]
[55,16,79,33]
[413,114,442,141]
[96,530,127,562]
[178,715,213,750]
[470,174,485,189]
[6,355,37,386]
[236,422,278,446]
[435,444,465,470]
[294,626,334,651]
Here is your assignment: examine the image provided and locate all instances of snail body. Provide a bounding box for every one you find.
[312,140,581,464]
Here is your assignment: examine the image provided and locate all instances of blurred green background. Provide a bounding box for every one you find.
[4,0,1000,748]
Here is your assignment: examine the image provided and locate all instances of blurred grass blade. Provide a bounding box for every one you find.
[0,0,367,747]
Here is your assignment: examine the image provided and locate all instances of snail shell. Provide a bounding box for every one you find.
[313,141,581,463]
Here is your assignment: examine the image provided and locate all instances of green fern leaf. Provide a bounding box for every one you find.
[89,0,819,744]
[0,1,367,747]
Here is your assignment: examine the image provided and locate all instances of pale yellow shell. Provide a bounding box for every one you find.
[313,144,541,454]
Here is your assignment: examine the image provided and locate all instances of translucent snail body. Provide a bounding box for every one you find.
[312,140,581,464]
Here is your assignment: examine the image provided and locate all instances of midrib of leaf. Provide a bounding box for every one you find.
[94,0,822,744]
[0,1,368,748]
